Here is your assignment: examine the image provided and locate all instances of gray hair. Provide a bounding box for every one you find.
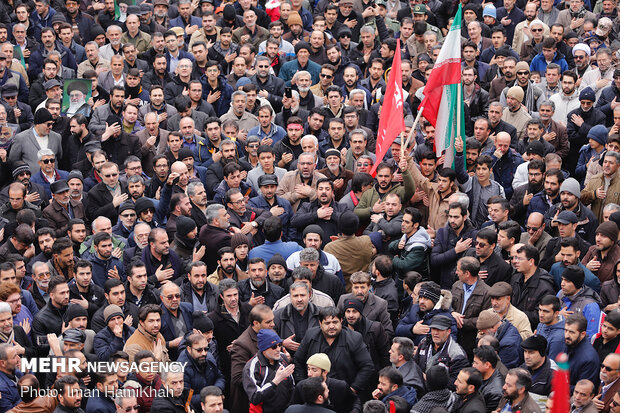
[392,337,414,360]
[93,216,112,233]
[106,25,122,34]
[144,112,158,122]
[605,151,620,164]
[299,248,319,262]
[530,19,544,28]
[291,90,300,100]
[467,20,481,29]
[489,101,503,110]
[295,70,311,80]
[205,204,225,224]
[349,128,367,140]
[424,31,438,40]
[37,148,55,160]
[219,139,236,152]
[360,26,375,35]
[114,389,137,408]
[187,181,204,197]
[451,192,470,210]
[127,175,144,185]
[32,261,49,276]
[85,41,99,49]
[300,135,318,147]
[539,100,555,111]
[0,302,10,314]
[604,203,620,213]
[231,90,247,100]
[349,89,366,100]
[290,281,310,294]
[219,278,238,295]
[256,55,270,65]
[0,343,12,361]
[12,23,26,33]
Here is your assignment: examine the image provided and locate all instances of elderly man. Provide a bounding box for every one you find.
[277,152,327,212]
[8,108,62,173]
[42,180,86,237]
[479,282,532,340]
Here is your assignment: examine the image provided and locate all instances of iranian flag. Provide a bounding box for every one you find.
[419,5,466,168]
[369,39,405,177]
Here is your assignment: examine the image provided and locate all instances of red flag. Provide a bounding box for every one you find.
[550,353,570,413]
[369,39,405,177]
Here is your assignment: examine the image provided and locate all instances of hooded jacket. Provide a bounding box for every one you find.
[535,318,566,360]
[177,348,225,411]
[389,227,432,279]
[431,218,478,289]
[395,289,457,345]
[557,286,602,339]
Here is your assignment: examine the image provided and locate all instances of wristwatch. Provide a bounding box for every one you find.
[251,221,258,228]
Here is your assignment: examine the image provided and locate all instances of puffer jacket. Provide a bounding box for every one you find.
[510,268,556,330]
[494,319,523,369]
[557,286,602,339]
[395,290,457,345]
[389,227,432,279]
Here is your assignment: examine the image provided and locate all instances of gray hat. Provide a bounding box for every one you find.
[324,148,341,159]
[104,304,124,325]
[43,79,62,90]
[554,210,578,225]
[127,5,143,15]
[429,315,452,330]
[258,174,278,186]
[560,178,581,199]
[63,328,86,344]
[488,281,512,298]
[84,140,102,153]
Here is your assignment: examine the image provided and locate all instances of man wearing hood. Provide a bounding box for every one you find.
[343,298,390,371]
[396,281,457,345]
[558,265,602,339]
[389,207,432,279]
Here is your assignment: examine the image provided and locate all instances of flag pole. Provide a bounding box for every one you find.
[402,106,424,160]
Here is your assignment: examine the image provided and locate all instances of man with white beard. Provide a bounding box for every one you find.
[318,148,353,201]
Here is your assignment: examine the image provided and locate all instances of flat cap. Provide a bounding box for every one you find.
[488,281,512,298]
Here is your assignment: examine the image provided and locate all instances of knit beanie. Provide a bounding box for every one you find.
[231,233,249,250]
[176,216,197,237]
[303,225,325,240]
[223,4,236,20]
[596,221,619,242]
[506,86,524,103]
[267,253,287,269]
[560,178,581,199]
[257,329,283,352]
[419,282,442,305]
[135,198,155,216]
[579,87,596,102]
[193,311,215,332]
[561,265,585,289]
[66,303,88,321]
[104,304,124,325]
[287,11,303,27]
[515,61,530,73]
[426,365,450,391]
[342,298,364,314]
[587,125,608,146]
[34,108,53,125]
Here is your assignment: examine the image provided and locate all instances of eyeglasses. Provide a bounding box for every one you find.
[257,65,270,68]
[165,294,181,300]
[143,208,155,215]
[103,173,118,178]
[476,242,488,247]
[5,297,21,304]
[574,55,586,60]
[230,199,245,205]
[41,159,55,164]
[120,213,136,218]
[516,71,530,75]
[124,406,140,412]
[192,346,208,353]
[320,73,333,78]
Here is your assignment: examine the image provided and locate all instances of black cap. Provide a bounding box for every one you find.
[520,335,548,356]
[562,265,585,289]
[193,311,214,332]
[63,328,86,344]
[554,210,578,225]
[119,201,135,214]
[66,303,88,321]
[258,174,278,186]
[84,140,102,154]
[178,147,194,161]
[526,140,545,157]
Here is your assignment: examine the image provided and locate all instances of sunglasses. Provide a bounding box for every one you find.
[270,343,282,350]
[103,173,118,178]
[143,208,155,214]
[320,73,333,78]
[574,55,586,59]
[602,364,618,372]
[531,28,543,32]
[41,159,55,164]
[120,213,136,218]
[516,71,530,75]
[165,294,181,300]
[192,346,208,353]
[526,226,540,232]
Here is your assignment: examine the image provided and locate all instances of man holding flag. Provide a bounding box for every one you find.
[354,38,415,223]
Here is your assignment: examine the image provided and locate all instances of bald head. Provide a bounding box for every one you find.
[171,161,188,175]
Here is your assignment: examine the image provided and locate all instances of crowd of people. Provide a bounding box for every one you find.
[0,0,618,412]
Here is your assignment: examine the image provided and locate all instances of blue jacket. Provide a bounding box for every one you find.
[28,41,77,80]
[0,69,29,104]
[536,318,565,360]
[529,51,569,74]
[30,8,56,41]
[21,289,39,317]
[177,348,226,411]
[278,59,321,87]
[248,123,287,145]
[596,83,620,125]
[249,194,296,242]
[165,49,195,73]
[567,334,600,389]
[93,324,135,361]
[495,320,523,368]
[575,144,604,183]
[395,302,457,345]
[83,252,126,289]
[194,165,208,187]
[202,76,233,117]
[85,394,116,413]
[30,169,70,199]
[383,386,417,409]
[170,15,202,29]
[248,239,303,263]
[557,286,601,339]
[549,262,600,293]
[527,191,559,216]
[0,370,22,413]
[159,302,194,342]
[483,147,523,200]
